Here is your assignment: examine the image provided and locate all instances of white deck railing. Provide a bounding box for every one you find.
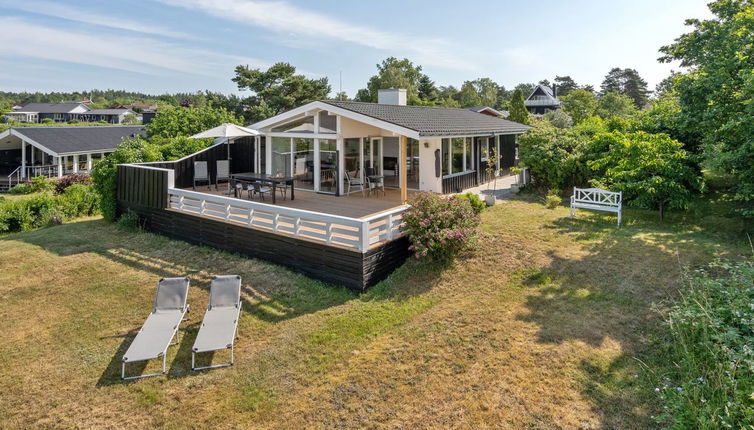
[167,188,407,252]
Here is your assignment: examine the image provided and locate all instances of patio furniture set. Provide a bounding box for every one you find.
[121,275,243,379]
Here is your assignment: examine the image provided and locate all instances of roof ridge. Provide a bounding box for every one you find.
[322,99,487,113]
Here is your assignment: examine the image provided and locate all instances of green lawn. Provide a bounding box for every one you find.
[0,196,747,428]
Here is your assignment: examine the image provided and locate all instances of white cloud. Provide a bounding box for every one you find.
[155,0,479,71]
[0,17,268,79]
[0,0,192,39]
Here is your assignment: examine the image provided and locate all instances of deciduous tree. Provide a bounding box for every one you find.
[560,89,598,124]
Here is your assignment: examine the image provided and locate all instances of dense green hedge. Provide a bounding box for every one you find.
[0,184,98,234]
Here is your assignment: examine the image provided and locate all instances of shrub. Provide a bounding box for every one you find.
[0,185,99,234]
[8,183,34,195]
[40,118,54,124]
[459,192,486,214]
[116,209,144,232]
[92,137,163,221]
[57,184,99,218]
[589,131,701,219]
[518,126,590,190]
[544,190,561,209]
[30,175,55,193]
[54,173,92,195]
[653,260,754,427]
[402,192,481,261]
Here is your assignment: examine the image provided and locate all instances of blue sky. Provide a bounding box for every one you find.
[0,0,713,97]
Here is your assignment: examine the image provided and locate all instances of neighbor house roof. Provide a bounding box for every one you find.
[319,100,529,137]
[524,84,561,107]
[84,108,134,115]
[467,106,509,118]
[15,102,89,113]
[3,126,145,155]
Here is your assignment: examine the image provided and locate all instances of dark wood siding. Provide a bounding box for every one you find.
[117,202,409,291]
[116,164,170,209]
[442,171,477,193]
[143,138,255,189]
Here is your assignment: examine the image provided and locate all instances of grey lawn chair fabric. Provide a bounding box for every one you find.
[193,161,209,190]
[121,277,190,380]
[192,275,242,371]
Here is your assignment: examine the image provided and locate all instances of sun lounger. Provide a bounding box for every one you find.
[121,277,190,380]
[192,275,242,371]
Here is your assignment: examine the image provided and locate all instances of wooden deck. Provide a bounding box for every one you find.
[184,186,412,219]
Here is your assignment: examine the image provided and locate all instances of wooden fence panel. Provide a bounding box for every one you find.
[116,164,171,209]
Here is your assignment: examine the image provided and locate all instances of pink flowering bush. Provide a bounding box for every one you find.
[402,192,481,261]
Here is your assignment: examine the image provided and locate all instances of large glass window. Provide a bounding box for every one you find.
[318,111,337,133]
[344,138,360,178]
[271,137,292,177]
[451,137,464,174]
[465,137,473,171]
[293,138,314,189]
[318,139,338,194]
[271,116,314,133]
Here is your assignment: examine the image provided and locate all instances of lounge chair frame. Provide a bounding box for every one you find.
[192,275,242,371]
[121,277,190,380]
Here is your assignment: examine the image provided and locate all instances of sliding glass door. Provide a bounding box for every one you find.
[293,138,314,190]
[318,139,338,194]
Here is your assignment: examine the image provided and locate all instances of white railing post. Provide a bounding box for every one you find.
[326,223,333,243]
[386,214,393,240]
[360,220,370,252]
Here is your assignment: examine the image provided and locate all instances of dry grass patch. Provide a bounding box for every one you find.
[0,198,746,428]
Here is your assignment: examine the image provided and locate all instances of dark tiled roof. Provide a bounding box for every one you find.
[84,109,133,115]
[13,126,145,154]
[16,102,88,113]
[321,101,529,136]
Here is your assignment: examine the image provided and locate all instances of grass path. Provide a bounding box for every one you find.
[0,198,745,428]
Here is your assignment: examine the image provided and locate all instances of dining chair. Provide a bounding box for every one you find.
[252,181,272,201]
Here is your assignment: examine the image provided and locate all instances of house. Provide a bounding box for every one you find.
[115,89,529,290]
[74,108,140,124]
[524,84,562,114]
[4,103,139,124]
[5,102,90,123]
[0,126,145,191]
[467,106,509,118]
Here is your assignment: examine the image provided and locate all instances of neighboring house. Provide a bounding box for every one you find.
[140,109,157,125]
[467,106,509,118]
[115,89,530,290]
[5,102,90,123]
[74,108,140,124]
[524,84,562,114]
[4,103,139,124]
[0,126,145,190]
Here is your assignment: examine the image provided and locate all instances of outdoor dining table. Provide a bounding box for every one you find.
[230,172,294,204]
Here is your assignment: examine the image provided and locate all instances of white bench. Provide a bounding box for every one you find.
[570,187,622,226]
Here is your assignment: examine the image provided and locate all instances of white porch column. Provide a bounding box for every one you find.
[21,139,26,179]
[57,156,63,178]
[399,135,408,203]
[86,153,93,171]
[30,145,35,167]
[73,154,79,173]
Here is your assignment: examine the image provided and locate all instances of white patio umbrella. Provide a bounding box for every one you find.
[189,123,260,194]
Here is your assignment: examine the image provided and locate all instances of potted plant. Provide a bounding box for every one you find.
[510,166,522,194]
[484,148,498,206]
